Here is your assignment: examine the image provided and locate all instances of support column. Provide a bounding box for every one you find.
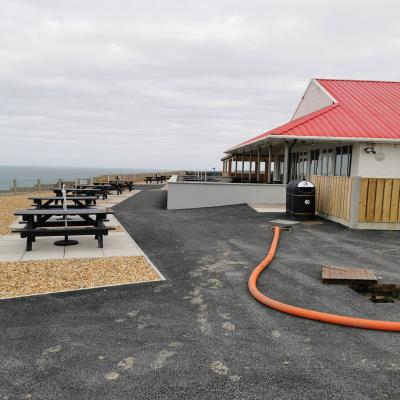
[241,152,244,182]
[235,156,238,176]
[273,150,280,182]
[256,149,260,182]
[349,176,361,229]
[267,145,271,183]
[248,151,252,182]
[228,159,232,176]
[283,142,289,184]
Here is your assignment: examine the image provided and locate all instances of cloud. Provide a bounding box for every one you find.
[0,0,399,168]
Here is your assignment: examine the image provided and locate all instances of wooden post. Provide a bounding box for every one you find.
[13,179,17,194]
[37,178,41,192]
[235,156,238,176]
[249,151,252,182]
[241,152,244,182]
[267,145,272,183]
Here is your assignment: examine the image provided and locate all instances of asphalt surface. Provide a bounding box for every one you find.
[1,185,400,399]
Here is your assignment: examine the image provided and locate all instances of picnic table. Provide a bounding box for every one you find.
[52,187,104,199]
[145,175,170,184]
[29,196,97,209]
[13,208,115,250]
[77,184,111,199]
[109,180,133,191]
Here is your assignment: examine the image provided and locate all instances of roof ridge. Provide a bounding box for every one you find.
[316,78,400,84]
[271,103,339,134]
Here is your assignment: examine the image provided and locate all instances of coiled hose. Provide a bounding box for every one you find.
[248,226,400,331]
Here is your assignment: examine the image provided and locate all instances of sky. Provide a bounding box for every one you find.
[1,0,400,170]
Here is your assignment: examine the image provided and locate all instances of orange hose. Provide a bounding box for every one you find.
[248,226,400,331]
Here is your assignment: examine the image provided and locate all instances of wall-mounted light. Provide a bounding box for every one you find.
[363,145,376,154]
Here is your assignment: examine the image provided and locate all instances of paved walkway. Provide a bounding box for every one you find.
[1,187,400,399]
[0,190,145,261]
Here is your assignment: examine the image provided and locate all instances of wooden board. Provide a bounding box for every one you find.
[322,266,377,284]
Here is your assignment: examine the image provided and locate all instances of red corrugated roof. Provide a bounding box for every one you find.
[229,79,400,150]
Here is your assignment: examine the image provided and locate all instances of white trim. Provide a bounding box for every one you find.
[313,79,337,104]
[225,135,400,153]
[291,79,336,121]
[268,135,400,143]
[291,79,313,120]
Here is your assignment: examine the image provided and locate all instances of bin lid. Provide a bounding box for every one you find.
[298,181,314,188]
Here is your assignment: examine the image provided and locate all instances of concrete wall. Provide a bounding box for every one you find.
[351,144,400,178]
[292,80,335,120]
[167,180,286,209]
[95,171,185,183]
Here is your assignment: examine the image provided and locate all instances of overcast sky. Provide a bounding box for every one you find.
[1,0,400,170]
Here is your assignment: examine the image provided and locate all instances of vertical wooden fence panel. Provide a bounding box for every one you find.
[358,178,400,223]
[311,176,353,222]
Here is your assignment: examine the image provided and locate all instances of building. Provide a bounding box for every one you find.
[222,79,400,183]
[169,78,400,229]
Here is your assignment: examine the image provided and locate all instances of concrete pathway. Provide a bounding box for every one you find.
[248,203,286,213]
[0,232,143,261]
[0,189,145,261]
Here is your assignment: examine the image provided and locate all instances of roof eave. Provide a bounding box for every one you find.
[224,134,400,153]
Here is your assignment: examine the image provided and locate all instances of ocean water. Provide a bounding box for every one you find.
[0,165,154,190]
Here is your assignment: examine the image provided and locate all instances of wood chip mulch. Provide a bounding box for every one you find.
[0,256,161,299]
[0,192,51,235]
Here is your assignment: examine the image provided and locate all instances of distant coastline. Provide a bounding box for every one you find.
[0,165,159,190]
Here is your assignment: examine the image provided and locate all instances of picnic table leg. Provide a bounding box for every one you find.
[97,235,103,248]
[26,235,33,251]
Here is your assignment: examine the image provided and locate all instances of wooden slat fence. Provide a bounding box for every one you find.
[311,176,353,221]
[358,178,400,223]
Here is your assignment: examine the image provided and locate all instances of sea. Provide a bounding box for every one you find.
[0,165,155,190]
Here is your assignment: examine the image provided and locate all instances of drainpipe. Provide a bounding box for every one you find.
[283,143,289,184]
[286,139,297,183]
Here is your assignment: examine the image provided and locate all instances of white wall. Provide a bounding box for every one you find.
[292,80,335,120]
[351,143,400,178]
[167,181,286,209]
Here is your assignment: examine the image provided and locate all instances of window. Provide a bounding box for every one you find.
[310,150,319,176]
[334,145,352,176]
[318,149,334,176]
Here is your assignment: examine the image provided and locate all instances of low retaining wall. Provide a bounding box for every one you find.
[167,179,286,209]
[95,171,185,183]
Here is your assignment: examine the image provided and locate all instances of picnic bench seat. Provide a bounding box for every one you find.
[12,223,115,251]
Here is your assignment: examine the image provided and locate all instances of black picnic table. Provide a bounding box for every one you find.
[145,175,170,184]
[109,180,133,192]
[13,208,115,250]
[29,196,97,209]
[77,184,115,198]
[52,187,104,199]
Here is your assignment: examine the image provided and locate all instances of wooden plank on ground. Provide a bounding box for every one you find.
[321,266,377,284]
